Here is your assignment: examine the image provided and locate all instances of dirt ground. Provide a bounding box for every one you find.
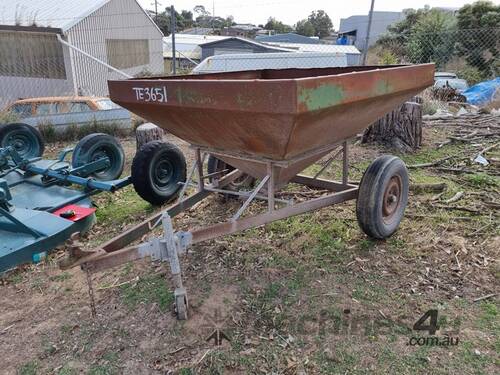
[1,118,499,375]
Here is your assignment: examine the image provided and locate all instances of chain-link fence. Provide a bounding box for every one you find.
[367,27,499,85]
[0,4,498,120]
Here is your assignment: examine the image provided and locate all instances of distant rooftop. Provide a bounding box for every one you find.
[179,27,213,35]
[163,34,230,59]
[261,41,361,55]
[256,32,321,45]
[229,24,261,31]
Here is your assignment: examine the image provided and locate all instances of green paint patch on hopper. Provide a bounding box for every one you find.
[375,79,393,95]
[298,83,345,111]
[175,88,214,106]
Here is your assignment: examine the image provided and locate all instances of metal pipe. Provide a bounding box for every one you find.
[179,157,199,201]
[202,186,290,205]
[342,141,349,185]
[191,188,359,244]
[267,163,275,212]
[313,147,342,179]
[195,149,205,192]
[232,175,270,221]
[361,0,375,65]
[176,50,199,66]
[26,164,121,192]
[56,34,132,78]
[171,5,176,75]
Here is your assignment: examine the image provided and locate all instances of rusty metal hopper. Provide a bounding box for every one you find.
[108,64,434,185]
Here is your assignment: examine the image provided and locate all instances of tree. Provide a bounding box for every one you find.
[153,10,170,35]
[377,7,457,68]
[193,5,210,18]
[456,1,500,77]
[295,19,315,37]
[308,10,333,38]
[264,17,293,34]
[295,10,333,38]
[153,8,195,35]
[406,9,457,66]
[377,7,432,56]
[180,10,194,29]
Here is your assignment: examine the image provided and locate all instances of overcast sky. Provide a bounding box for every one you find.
[137,0,480,28]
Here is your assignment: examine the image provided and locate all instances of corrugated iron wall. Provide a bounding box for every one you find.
[67,0,164,96]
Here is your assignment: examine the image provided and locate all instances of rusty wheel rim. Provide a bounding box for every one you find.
[382,175,402,223]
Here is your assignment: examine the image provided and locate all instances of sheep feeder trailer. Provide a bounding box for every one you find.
[61,64,435,320]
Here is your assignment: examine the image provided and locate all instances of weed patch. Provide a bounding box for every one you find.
[120,273,173,311]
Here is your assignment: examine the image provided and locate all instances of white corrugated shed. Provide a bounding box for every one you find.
[67,0,164,95]
[0,0,164,105]
[193,52,348,74]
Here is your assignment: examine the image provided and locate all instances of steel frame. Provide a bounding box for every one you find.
[63,143,358,318]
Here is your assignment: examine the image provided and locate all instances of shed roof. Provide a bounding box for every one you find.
[256,33,320,44]
[261,42,361,55]
[199,37,292,52]
[0,0,110,31]
[0,0,159,33]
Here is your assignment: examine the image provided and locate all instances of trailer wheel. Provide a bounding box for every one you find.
[0,123,45,159]
[131,141,186,205]
[356,155,408,239]
[207,155,255,195]
[72,133,125,181]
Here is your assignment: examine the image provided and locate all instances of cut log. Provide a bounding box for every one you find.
[361,102,423,153]
[135,123,164,150]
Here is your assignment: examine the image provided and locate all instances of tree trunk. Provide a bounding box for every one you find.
[135,123,164,150]
[361,101,423,153]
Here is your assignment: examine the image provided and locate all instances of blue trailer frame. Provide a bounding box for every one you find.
[0,145,130,272]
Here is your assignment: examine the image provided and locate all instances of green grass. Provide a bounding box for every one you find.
[477,301,499,332]
[399,143,466,166]
[49,272,72,282]
[95,187,154,225]
[17,361,38,375]
[267,214,353,266]
[464,173,499,188]
[87,352,120,375]
[6,272,23,284]
[315,343,358,374]
[57,365,77,375]
[119,273,174,311]
[38,121,131,143]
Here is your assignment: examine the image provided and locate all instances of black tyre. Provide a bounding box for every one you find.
[72,133,125,181]
[207,155,255,193]
[356,155,409,239]
[131,141,186,205]
[0,123,45,159]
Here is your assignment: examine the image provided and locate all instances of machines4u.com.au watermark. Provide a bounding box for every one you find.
[200,307,460,347]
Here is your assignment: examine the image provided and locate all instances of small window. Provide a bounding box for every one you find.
[35,103,58,115]
[10,103,32,117]
[68,102,92,113]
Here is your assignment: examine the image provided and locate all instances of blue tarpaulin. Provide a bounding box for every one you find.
[462,77,500,106]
